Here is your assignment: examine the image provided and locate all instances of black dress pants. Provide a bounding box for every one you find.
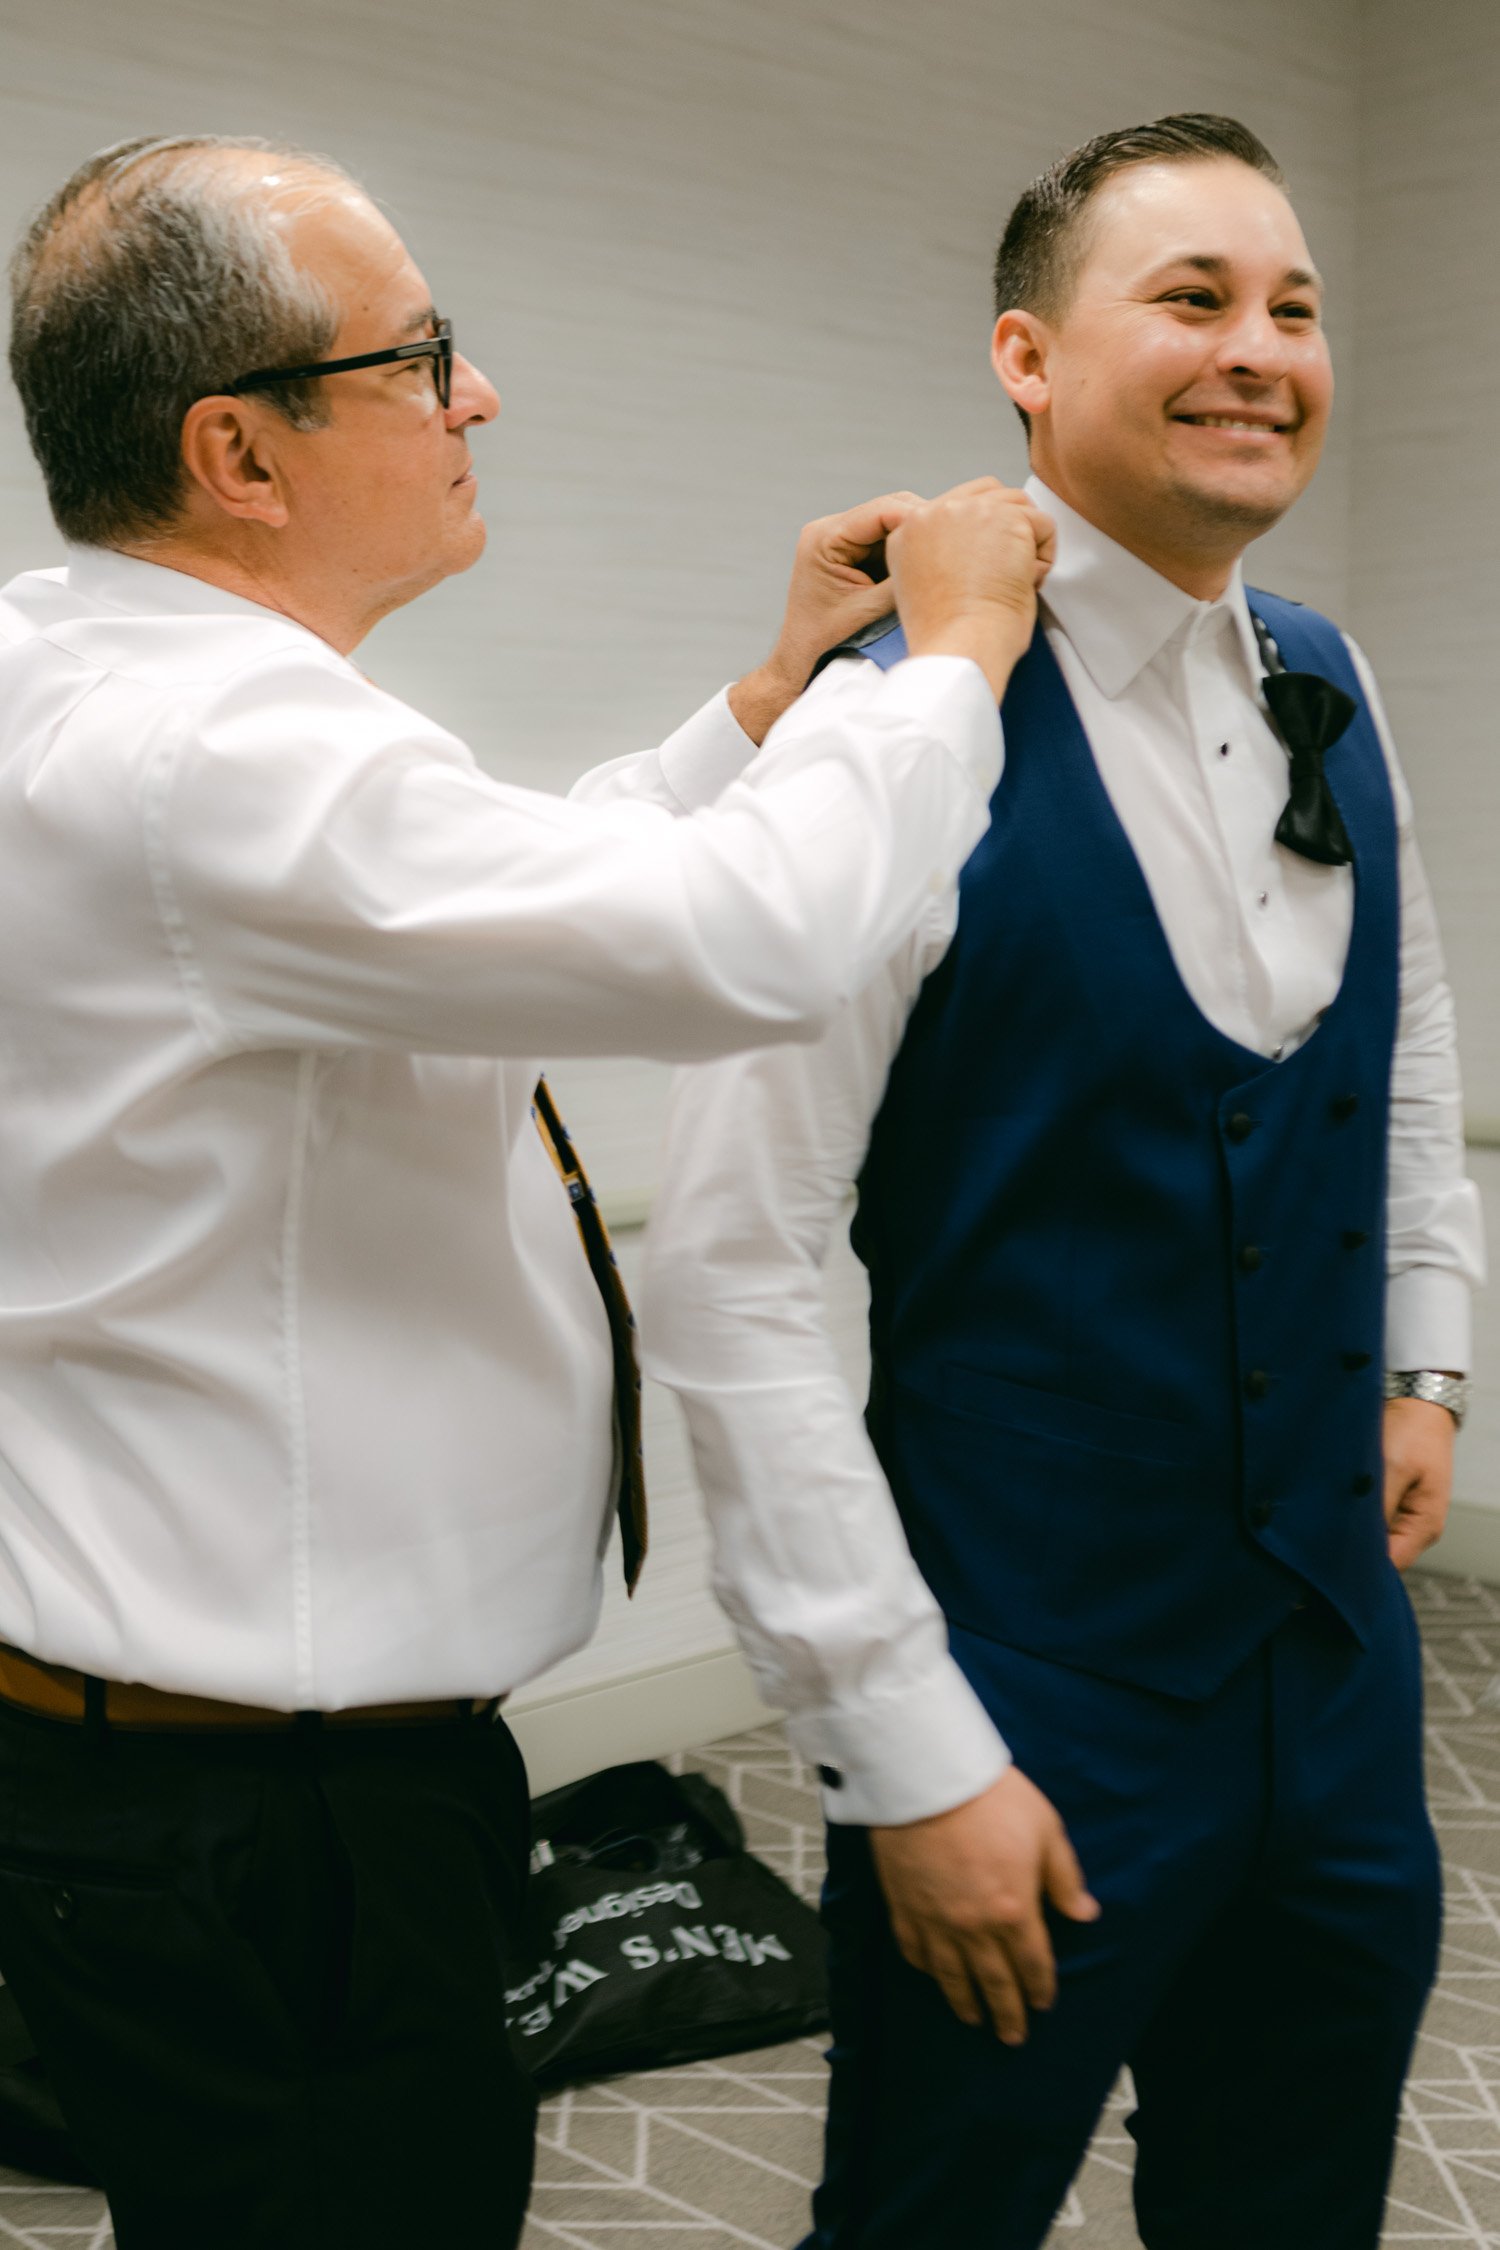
[0,1695,538,2248]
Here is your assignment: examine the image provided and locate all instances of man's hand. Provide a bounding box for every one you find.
[889,476,1055,702]
[729,491,926,744]
[868,1764,1099,2046]
[1383,1396,1456,1570]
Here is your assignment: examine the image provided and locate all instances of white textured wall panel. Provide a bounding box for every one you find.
[1350,0,1500,1130]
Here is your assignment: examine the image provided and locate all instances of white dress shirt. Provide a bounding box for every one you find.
[642,479,1486,1828]
[0,545,1001,1710]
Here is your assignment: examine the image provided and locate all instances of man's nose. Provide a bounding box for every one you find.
[1215,305,1291,382]
[448,352,500,428]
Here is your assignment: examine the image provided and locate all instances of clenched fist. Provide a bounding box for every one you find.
[891,477,1055,702]
[729,490,926,744]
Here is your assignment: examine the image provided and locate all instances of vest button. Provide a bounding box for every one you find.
[1342,1350,1373,1371]
[1238,1244,1263,1273]
[1226,1112,1255,1144]
[1331,1094,1360,1122]
[1249,1500,1274,1529]
[1342,1229,1370,1251]
[1244,1368,1271,1401]
[1351,1473,1374,1496]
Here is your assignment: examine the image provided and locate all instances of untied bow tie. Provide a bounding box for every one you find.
[1249,610,1355,868]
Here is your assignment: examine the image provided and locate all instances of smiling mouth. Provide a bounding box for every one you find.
[1174,413,1292,435]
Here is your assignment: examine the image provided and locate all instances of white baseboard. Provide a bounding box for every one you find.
[1415,1496,1500,1587]
[506,1645,777,1795]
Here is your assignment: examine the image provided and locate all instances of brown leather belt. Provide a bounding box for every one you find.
[0,1644,502,1733]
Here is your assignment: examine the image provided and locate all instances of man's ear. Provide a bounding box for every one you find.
[992,310,1052,425]
[179,395,290,529]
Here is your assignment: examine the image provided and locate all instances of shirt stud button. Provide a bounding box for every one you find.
[817,1764,844,1790]
[1218,742,1231,758]
[1256,890,1269,909]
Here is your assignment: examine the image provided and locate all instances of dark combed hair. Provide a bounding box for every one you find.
[993,113,1286,431]
[9,134,348,547]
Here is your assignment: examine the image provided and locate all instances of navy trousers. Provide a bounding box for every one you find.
[800,1571,1440,2250]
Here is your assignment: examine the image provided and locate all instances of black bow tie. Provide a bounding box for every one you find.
[1251,615,1355,868]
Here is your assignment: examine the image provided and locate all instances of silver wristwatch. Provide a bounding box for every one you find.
[1383,1370,1469,1429]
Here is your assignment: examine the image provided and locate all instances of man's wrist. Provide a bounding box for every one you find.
[727,657,804,748]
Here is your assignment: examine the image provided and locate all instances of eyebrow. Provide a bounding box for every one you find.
[397,302,441,339]
[1145,253,1323,293]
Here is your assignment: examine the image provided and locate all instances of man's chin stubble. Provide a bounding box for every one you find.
[1162,472,1295,549]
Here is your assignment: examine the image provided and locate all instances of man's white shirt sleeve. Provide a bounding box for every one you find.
[1343,637,1486,1369]
[641,659,1013,1828]
[159,650,1001,1064]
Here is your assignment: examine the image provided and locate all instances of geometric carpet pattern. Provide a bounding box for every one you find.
[4,1570,1500,2247]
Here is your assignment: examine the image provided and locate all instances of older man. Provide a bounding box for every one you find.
[0,134,1051,2247]
[646,114,1485,2248]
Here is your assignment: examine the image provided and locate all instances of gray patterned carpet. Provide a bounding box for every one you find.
[3,1570,1499,2247]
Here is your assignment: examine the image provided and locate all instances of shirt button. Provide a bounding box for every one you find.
[1238,1244,1264,1273]
[1256,890,1269,909]
[1244,1368,1271,1401]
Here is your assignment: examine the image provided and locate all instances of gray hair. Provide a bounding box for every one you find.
[9,134,355,547]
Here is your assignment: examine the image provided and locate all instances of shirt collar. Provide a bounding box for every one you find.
[62,544,323,637]
[1025,474,1265,700]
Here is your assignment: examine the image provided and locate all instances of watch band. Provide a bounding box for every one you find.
[1383,1370,1469,1429]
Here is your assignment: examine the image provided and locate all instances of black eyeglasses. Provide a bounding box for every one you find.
[229,318,453,408]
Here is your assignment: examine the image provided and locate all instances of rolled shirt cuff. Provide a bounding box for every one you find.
[1385,1266,1473,1376]
[782,1654,1011,1827]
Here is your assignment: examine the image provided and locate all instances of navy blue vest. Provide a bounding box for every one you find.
[854,593,1399,1699]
